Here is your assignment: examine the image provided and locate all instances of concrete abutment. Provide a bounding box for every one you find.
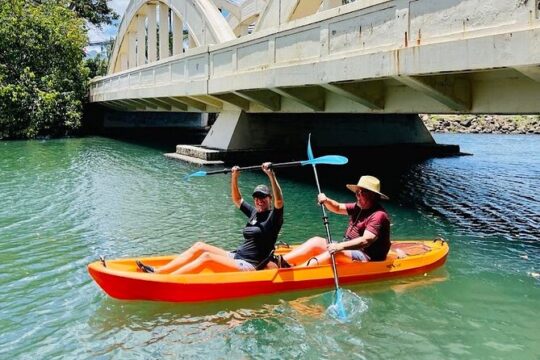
[170,111,460,165]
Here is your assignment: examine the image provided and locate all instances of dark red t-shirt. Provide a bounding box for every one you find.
[344,203,390,261]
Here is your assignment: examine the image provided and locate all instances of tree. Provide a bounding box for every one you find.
[30,0,119,27]
[67,0,119,27]
[86,38,113,78]
[86,53,109,78]
[0,0,89,139]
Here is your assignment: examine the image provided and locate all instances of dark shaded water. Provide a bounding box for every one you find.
[399,134,539,244]
[0,134,538,359]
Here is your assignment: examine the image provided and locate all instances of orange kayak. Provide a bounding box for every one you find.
[88,240,448,302]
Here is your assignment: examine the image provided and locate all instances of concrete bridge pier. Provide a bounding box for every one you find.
[167,111,460,165]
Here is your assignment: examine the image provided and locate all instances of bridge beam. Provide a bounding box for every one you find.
[143,98,173,111]
[210,93,250,111]
[103,101,126,111]
[116,99,145,110]
[174,97,207,111]
[321,81,385,110]
[161,97,189,111]
[190,95,224,109]
[393,75,471,112]
[271,86,326,112]
[234,90,281,111]
[135,98,159,110]
[513,66,540,82]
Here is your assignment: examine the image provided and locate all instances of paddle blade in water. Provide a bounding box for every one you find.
[327,288,348,321]
[325,289,368,323]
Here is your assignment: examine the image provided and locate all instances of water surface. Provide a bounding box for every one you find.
[0,135,538,359]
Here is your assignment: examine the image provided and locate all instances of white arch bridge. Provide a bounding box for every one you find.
[90,0,540,155]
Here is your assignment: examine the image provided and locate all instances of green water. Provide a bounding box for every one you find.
[0,136,538,359]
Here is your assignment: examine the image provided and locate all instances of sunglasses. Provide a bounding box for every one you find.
[253,194,269,200]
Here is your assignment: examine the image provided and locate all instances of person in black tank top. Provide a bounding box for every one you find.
[135,162,284,275]
[276,175,390,268]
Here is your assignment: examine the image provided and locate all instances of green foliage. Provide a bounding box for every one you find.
[66,0,119,26]
[0,0,89,139]
[31,0,119,27]
[85,56,109,78]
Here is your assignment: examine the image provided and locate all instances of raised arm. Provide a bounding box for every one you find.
[317,193,348,215]
[262,162,283,209]
[231,166,242,208]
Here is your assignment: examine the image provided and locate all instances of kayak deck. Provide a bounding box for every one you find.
[88,240,449,302]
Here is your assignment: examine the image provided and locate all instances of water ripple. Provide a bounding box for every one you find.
[1,136,539,359]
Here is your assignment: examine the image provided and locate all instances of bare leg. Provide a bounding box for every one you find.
[170,252,241,275]
[155,242,229,274]
[282,236,328,266]
[299,250,355,267]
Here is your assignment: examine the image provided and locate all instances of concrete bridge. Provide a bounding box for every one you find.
[89,0,540,159]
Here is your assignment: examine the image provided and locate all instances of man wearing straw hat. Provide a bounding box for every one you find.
[276,175,390,267]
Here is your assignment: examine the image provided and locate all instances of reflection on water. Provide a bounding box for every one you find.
[87,288,372,358]
[1,135,539,359]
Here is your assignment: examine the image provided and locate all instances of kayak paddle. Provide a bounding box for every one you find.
[184,155,348,179]
[307,134,347,320]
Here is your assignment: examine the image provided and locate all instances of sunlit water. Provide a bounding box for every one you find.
[0,135,538,359]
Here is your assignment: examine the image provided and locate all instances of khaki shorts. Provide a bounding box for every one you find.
[350,250,370,262]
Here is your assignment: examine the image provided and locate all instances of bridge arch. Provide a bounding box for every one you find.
[226,0,268,36]
[255,0,342,32]
[108,0,236,74]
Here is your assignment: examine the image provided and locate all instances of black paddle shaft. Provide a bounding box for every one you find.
[311,165,341,290]
[203,161,303,175]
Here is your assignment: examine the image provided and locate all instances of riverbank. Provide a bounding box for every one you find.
[421,114,540,134]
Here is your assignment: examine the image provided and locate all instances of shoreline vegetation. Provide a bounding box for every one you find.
[421,114,540,134]
[0,0,115,140]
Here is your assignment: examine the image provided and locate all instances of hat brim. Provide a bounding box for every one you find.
[346,184,389,200]
[252,191,271,197]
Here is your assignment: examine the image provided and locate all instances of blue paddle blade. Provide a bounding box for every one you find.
[301,155,348,166]
[307,134,315,160]
[330,288,348,321]
[184,170,208,179]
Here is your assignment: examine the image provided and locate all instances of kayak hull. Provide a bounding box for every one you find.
[88,240,449,302]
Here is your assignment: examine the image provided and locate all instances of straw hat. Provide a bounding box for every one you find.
[346,175,389,200]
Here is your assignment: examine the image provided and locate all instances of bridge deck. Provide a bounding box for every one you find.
[90,0,540,114]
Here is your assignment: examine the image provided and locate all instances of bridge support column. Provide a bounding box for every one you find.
[172,13,183,55]
[176,111,459,164]
[136,13,146,66]
[147,4,158,62]
[159,5,169,59]
[201,111,436,150]
[128,31,136,68]
[119,52,128,71]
